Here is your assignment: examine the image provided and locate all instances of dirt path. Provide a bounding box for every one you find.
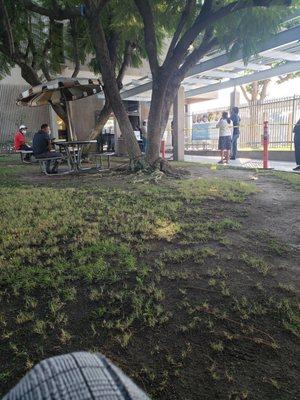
[188,166,300,250]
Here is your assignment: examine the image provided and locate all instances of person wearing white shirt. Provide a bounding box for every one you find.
[216,111,232,164]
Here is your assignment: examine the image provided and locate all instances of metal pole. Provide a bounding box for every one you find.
[61,90,75,141]
[291,94,296,151]
[65,100,74,141]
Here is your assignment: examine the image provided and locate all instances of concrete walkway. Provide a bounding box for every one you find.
[184,155,297,172]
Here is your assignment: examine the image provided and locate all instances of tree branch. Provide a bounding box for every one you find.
[96,0,110,13]
[166,0,287,74]
[260,79,270,100]
[0,0,15,57]
[133,0,159,76]
[41,38,52,81]
[116,41,134,88]
[107,31,120,71]
[70,18,80,78]
[165,0,196,63]
[177,30,217,80]
[23,0,80,20]
[240,85,251,103]
[277,72,300,84]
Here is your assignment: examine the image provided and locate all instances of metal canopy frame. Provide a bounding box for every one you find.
[119,24,300,101]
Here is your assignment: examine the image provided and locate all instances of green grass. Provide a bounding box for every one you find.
[0,156,299,399]
[269,171,300,188]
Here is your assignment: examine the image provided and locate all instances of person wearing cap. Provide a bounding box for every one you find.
[13,125,33,161]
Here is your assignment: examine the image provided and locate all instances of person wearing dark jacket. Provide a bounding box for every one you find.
[230,107,241,160]
[293,118,300,171]
[33,124,62,174]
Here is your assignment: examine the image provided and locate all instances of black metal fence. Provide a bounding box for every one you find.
[185,95,300,151]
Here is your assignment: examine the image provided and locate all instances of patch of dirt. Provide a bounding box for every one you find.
[188,165,300,249]
[1,160,299,400]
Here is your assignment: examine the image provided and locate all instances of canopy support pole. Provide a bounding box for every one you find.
[65,100,76,141]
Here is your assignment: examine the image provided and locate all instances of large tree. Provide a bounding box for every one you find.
[133,0,298,165]
[86,2,151,143]
[23,0,144,161]
[22,0,298,166]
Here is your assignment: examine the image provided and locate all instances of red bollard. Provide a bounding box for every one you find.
[262,121,269,169]
[160,140,166,159]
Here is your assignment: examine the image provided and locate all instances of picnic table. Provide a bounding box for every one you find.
[53,140,97,172]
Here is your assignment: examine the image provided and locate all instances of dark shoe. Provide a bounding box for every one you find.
[293,165,300,171]
[230,157,236,160]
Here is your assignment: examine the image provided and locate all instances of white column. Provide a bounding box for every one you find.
[173,86,185,161]
[49,107,58,140]
[114,117,123,155]
[185,103,192,137]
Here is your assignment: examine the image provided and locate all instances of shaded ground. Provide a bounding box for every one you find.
[0,155,299,400]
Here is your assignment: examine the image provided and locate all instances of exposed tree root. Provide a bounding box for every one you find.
[132,157,190,178]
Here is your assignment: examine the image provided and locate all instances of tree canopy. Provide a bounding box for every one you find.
[2,0,300,164]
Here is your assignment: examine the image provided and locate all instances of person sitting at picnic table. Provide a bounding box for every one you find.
[216,111,232,164]
[32,123,62,174]
[13,125,33,162]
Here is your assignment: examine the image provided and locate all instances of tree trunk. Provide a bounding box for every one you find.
[19,62,41,86]
[86,11,141,161]
[88,100,112,141]
[146,76,180,165]
[82,98,112,156]
[51,103,68,129]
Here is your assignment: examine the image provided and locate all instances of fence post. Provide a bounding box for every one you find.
[262,120,269,169]
[290,95,296,151]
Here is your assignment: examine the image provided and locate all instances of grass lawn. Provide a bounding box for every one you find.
[0,155,299,399]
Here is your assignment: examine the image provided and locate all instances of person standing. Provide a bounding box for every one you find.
[32,124,62,174]
[216,111,232,164]
[13,125,33,162]
[140,121,148,153]
[230,107,241,160]
[293,118,300,171]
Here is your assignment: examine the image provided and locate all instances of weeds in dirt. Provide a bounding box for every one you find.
[0,156,298,400]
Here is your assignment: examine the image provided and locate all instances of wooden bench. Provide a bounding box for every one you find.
[89,152,115,170]
[15,150,34,163]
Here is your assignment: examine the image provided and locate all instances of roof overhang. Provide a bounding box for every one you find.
[119,22,300,101]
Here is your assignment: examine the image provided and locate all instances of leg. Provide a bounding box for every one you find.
[46,160,52,174]
[39,152,62,174]
[231,134,239,159]
[219,150,224,163]
[225,150,230,163]
[20,144,33,161]
[294,133,300,166]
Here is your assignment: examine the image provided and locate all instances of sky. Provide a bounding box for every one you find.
[190,76,300,113]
